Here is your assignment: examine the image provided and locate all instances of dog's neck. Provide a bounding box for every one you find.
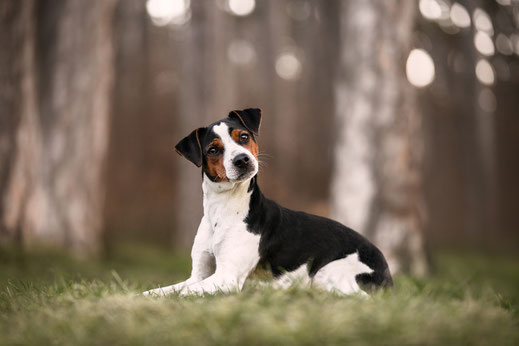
[202,174,255,225]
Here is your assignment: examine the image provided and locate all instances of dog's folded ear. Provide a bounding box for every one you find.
[175,127,207,167]
[229,108,262,136]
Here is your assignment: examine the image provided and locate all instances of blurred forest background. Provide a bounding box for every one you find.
[1,0,518,275]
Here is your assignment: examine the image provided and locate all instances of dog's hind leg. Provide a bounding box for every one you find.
[311,252,373,296]
[273,264,312,289]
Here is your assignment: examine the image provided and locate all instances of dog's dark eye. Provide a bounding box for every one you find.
[240,133,250,144]
[207,146,219,155]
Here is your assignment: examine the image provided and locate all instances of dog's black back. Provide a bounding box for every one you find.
[245,177,393,289]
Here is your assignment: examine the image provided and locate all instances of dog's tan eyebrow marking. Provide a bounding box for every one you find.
[230,129,258,158]
[230,129,241,143]
[205,138,223,151]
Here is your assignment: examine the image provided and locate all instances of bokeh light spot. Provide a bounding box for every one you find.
[474,31,495,56]
[419,0,450,21]
[228,0,256,17]
[228,40,256,66]
[406,49,435,88]
[475,59,495,85]
[146,0,191,27]
[419,0,442,20]
[450,3,471,28]
[275,51,302,80]
[473,8,494,35]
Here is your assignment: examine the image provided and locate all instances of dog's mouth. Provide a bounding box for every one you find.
[228,165,257,183]
[233,170,254,181]
[237,169,251,178]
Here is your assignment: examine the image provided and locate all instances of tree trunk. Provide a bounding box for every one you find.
[0,0,117,254]
[0,1,34,245]
[330,1,428,275]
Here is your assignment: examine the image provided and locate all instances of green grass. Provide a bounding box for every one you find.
[1,244,518,345]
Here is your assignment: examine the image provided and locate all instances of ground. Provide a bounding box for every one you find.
[1,244,518,345]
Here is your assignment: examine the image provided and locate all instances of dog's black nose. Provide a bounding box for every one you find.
[233,154,250,168]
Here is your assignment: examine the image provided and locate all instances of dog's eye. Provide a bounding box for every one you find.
[207,146,219,155]
[240,133,250,143]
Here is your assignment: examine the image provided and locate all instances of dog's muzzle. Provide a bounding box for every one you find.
[230,153,256,181]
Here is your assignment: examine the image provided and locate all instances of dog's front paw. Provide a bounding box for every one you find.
[178,284,210,296]
[177,287,199,297]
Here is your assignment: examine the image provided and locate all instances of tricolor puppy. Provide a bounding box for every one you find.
[143,108,392,296]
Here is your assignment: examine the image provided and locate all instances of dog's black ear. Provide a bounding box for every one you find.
[229,108,262,136]
[175,127,207,167]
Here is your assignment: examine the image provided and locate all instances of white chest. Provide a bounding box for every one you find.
[202,177,253,255]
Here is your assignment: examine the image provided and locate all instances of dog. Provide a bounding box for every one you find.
[143,108,392,296]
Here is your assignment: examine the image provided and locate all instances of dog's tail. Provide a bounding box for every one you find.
[379,267,393,288]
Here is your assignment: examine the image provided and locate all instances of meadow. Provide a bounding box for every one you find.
[1,244,518,345]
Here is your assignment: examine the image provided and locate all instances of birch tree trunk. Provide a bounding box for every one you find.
[0,0,116,254]
[331,1,428,275]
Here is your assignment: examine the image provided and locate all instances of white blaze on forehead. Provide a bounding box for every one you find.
[212,122,258,181]
[212,123,243,155]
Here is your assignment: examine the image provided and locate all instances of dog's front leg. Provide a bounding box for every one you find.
[180,228,260,295]
[142,217,215,296]
[179,271,241,296]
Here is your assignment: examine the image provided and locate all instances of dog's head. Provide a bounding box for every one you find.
[175,108,261,183]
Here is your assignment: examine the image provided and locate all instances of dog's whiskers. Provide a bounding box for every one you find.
[257,152,271,172]
[257,153,273,161]
[257,160,268,173]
